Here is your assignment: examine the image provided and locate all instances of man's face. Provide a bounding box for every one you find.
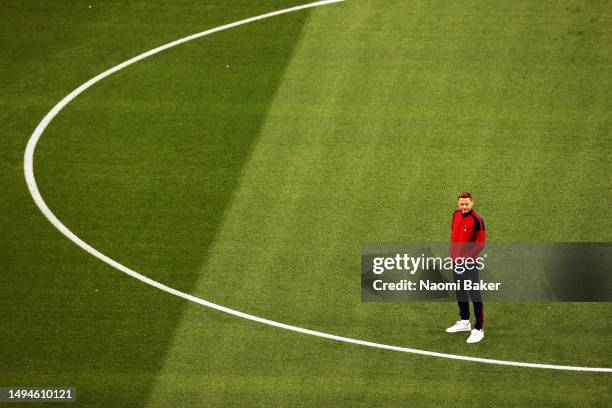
[458,198,473,214]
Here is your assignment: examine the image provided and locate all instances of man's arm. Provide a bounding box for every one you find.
[468,215,486,258]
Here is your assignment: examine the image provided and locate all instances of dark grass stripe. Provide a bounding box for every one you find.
[0,1,312,406]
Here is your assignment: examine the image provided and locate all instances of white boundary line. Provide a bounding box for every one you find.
[23,0,611,373]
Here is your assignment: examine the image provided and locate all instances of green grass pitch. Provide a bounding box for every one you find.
[1,0,611,406]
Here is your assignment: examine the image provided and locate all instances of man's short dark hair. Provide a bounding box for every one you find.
[458,192,472,200]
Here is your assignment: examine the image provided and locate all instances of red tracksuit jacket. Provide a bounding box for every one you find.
[450,209,486,259]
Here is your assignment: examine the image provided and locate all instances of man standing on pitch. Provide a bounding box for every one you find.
[446,192,486,343]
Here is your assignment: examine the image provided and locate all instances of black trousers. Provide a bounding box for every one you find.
[454,266,484,330]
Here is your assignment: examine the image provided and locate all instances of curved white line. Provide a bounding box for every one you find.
[23,0,611,373]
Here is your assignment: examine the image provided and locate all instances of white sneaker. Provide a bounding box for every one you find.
[445,320,471,333]
[466,329,484,343]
